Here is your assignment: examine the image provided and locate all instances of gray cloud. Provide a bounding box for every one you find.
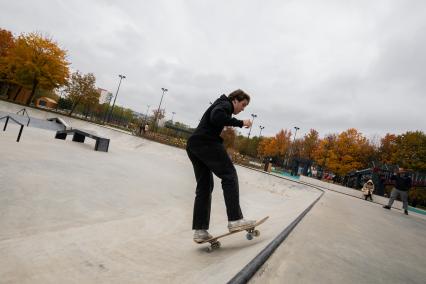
[1,0,425,139]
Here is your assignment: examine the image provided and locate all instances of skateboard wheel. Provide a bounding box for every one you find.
[207,241,220,252]
[253,230,260,237]
[246,233,253,240]
[212,241,221,249]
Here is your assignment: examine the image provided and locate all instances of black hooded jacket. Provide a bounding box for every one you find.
[391,174,412,191]
[188,95,244,144]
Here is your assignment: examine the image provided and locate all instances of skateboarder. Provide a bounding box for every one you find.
[187,89,255,243]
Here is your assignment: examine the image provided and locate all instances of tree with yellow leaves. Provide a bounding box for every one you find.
[0,28,14,57]
[314,129,375,176]
[0,28,16,98]
[297,129,320,160]
[221,127,236,149]
[378,133,397,164]
[393,131,426,172]
[2,32,69,105]
[314,134,337,170]
[257,129,292,158]
[66,71,98,116]
[276,129,292,157]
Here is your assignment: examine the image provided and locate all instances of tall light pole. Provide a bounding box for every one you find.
[292,126,300,144]
[108,74,126,123]
[259,125,265,137]
[171,111,176,122]
[247,113,257,138]
[155,87,168,131]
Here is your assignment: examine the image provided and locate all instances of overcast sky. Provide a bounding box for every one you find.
[1,0,425,139]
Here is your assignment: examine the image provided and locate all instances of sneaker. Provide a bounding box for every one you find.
[383,205,391,209]
[193,230,212,243]
[228,218,256,232]
[404,210,408,215]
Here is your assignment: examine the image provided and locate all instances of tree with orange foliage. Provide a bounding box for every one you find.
[0,28,14,56]
[0,28,16,98]
[393,131,426,172]
[258,137,277,157]
[313,134,337,171]
[291,138,303,159]
[314,129,375,176]
[66,71,98,116]
[257,137,270,157]
[257,129,292,158]
[221,127,236,149]
[275,129,292,157]
[291,129,320,160]
[378,133,397,164]
[2,32,70,105]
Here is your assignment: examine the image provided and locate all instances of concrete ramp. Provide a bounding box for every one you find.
[0,123,321,283]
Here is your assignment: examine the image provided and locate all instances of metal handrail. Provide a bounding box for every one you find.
[16,108,30,126]
[0,115,24,142]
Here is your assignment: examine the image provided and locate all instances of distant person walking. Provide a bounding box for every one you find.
[186,89,255,243]
[139,123,144,135]
[383,168,412,215]
[362,179,374,201]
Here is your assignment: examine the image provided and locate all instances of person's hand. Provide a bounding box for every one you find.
[243,119,252,128]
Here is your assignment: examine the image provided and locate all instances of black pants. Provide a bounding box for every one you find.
[186,141,243,230]
[364,193,373,201]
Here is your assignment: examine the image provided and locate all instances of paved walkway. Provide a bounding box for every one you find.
[250,189,426,284]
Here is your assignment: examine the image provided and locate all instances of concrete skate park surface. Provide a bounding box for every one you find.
[1,101,426,283]
[0,101,321,283]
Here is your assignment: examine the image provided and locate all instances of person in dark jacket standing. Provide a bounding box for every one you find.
[383,168,412,215]
[187,89,255,242]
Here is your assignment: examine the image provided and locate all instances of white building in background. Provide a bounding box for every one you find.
[97,88,113,104]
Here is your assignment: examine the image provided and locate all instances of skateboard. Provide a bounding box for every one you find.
[196,216,269,252]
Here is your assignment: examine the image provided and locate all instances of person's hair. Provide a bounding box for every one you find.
[228,89,250,103]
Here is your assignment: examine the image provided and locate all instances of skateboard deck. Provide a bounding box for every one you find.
[196,216,269,252]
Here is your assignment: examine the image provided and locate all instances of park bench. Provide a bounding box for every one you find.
[55,129,110,152]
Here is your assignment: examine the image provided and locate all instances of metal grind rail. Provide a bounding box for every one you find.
[0,115,25,142]
[16,108,31,126]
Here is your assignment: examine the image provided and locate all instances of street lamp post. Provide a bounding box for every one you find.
[292,126,300,145]
[107,74,126,123]
[259,125,265,137]
[247,113,257,138]
[155,87,168,131]
[171,112,176,122]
